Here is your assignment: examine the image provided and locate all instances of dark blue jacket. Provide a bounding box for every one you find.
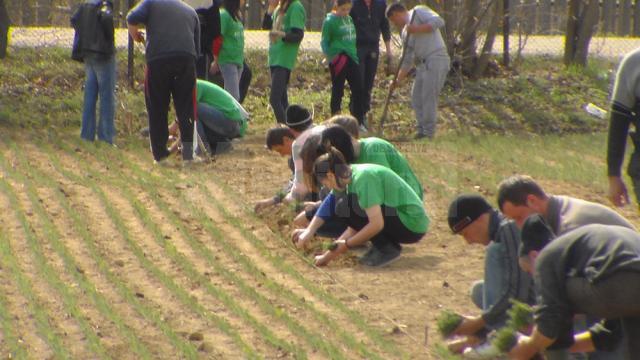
[350,0,391,49]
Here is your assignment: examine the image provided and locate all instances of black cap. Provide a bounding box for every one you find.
[447,194,493,233]
[285,104,312,127]
[520,214,555,257]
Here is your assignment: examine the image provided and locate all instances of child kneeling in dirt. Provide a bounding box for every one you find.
[298,147,428,267]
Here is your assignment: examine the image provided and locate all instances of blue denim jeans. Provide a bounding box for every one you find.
[219,63,243,101]
[471,242,508,330]
[81,56,116,144]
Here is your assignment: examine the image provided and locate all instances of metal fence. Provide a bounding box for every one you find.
[5,1,640,72]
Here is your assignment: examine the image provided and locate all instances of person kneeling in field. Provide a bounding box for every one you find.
[445,194,534,356]
[292,124,423,242]
[306,147,428,267]
[254,127,297,212]
[509,216,640,360]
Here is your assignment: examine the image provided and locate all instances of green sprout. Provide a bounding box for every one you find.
[436,310,463,338]
[507,300,534,330]
[493,327,519,353]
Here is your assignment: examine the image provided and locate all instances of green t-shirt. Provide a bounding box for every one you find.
[195,80,248,136]
[347,164,429,234]
[268,0,306,70]
[320,13,358,63]
[219,9,244,66]
[355,137,423,200]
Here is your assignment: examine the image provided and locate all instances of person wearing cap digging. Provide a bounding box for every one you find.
[281,104,325,203]
[444,195,534,356]
[509,215,640,360]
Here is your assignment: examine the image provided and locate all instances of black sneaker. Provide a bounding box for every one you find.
[360,246,401,267]
[358,246,379,265]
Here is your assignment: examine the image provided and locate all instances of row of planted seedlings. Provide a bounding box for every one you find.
[124,142,407,359]
[0,148,152,359]
[36,141,259,359]
[52,138,326,358]
[60,138,359,360]
[1,142,203,359]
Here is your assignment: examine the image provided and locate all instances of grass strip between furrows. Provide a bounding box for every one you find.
[113,149,391,359]
[39,146,218,359]
[9,143,184,359]
[1,144,160,359]
[121,146,407,359]
[51,140,259,359]
[72,142,347,359]
[0,164,77,360]
[203,180,410,358]
[0,229,31,360]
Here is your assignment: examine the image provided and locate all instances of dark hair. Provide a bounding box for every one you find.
[497,175,548,210]
[385,2,406,18]
[321,126,356,163]
[312,147,352,189]
[520,214,555,257]
[325,114,359,138]
[265,127,294,149]
[301,133,324,192]
[223,0,241,21]
[335,0,351,7]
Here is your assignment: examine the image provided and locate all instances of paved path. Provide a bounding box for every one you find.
[8,27,640,59]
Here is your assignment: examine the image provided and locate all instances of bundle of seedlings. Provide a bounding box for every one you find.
[437,310,464,338]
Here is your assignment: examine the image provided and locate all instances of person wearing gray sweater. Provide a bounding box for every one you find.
[512,218,640,360]
[386,3,449,139]
[127,0,200,163]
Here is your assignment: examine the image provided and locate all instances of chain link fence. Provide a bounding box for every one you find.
[4,1,640,65]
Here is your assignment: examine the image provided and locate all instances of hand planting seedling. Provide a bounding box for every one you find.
[437,310,464,338]
[493,327,519,354]
[506,300,533,330]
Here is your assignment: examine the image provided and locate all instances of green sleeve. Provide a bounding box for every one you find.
[320,18,331,56]
[288,2,306,30]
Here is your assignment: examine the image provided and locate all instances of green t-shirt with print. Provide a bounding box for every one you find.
[196,80,248,136]
[219,9,244,66]
[347,164,429,234]
[320,13,358,63]
[268,0,306,70]
[355,137,423,200]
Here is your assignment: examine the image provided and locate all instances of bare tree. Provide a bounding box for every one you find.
[0,0,8,58]
[564,0,599,66]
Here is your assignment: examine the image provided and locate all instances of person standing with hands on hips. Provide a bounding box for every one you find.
[321,0,366,130]
[262,0,306,124]
[386,3,449,139]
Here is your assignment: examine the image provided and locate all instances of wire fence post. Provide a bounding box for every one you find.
[503,0,510,67]
[127,0,134,87]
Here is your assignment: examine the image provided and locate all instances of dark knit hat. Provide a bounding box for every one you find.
[447,194,493,233]
[285,104,313,127]
[520,214,555,257]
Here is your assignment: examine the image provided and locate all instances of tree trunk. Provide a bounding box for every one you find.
[247,0,263,30]
[0,0,9,59]
[619,0,632,36]
[459,0,480,71]
[22,0,35,26]
[602,0,615,34]
[441,0,458,59]
[634,0,640,36]
[564,0,599,66]
[554,0,567,33]
[538,0,552,33]
[472,0,501,79]
[36,0,52,26]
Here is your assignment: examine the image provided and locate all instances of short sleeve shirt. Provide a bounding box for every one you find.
[219,9,244,66]
[268,0,306,70]
[347,164,429,234]
[196,80,248,136]
[355,137,423,200]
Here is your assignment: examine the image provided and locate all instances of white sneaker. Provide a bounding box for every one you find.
[359,124,369,134]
